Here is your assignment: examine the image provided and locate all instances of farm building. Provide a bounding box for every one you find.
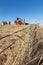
[14,18,29,25]
[2,21,11,25]
[2,21,8,25]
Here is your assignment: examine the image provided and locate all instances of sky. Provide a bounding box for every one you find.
[0,0,43,24]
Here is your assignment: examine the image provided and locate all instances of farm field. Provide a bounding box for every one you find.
[0,24,43,65]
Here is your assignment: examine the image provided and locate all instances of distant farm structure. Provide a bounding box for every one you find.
[14,18,29,25]
[1,18,29,25]
[2,21,11,25]
[2,21,8,25]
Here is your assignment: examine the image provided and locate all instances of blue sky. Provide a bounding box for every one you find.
[0,0,43,24]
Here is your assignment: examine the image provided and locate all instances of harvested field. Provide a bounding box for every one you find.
[0,24,43,65]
